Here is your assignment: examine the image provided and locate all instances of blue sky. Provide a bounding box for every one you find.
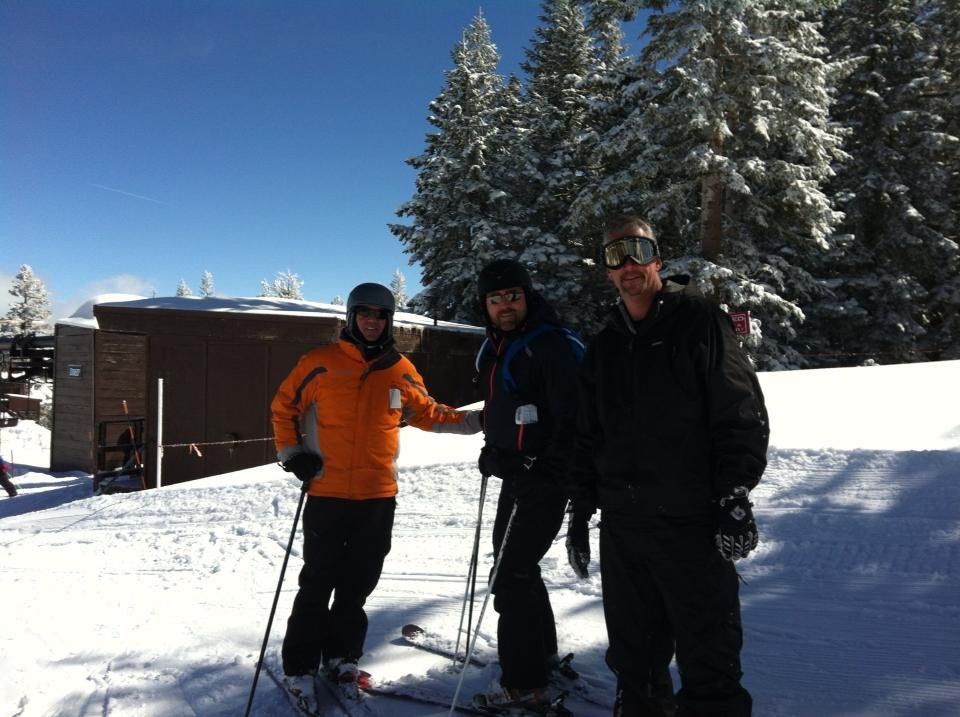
[1,1,646,321]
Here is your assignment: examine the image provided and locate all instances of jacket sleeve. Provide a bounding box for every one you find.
[400,363,483,435]
[703,307,770,495]
[270,352,318,462]
[570,339,600,516]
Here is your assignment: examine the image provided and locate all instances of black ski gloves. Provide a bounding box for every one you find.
[565,507,591,579]
[282,452,323,487]
[715,486,759,561]
[478,446,544,499]
[478,445,535,480]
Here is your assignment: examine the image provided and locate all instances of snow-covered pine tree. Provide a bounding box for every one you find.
[509,0,603,326]
[569,2,658,312]
[918,0,960,359]
[6,264,52,334]
[811,0,960,364]
[390,269,408,310]
[592,0,847,368]
[391,13,513,323]
[199,270,215,297]
[331,295,345,306]
[259,270,304,300]
[176,279,193,297]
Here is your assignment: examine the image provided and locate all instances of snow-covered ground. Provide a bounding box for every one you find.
[1,360,959,716]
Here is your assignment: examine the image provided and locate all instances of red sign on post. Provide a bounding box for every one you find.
[729,311,751,337]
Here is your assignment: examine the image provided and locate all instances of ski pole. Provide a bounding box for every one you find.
[449,499,518,716]
[244,480,309,717]
[455,472,488,665]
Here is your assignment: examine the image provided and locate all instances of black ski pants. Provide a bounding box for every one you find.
[600,512,751,717]
[282,495,395,676]
[490,486,568,690]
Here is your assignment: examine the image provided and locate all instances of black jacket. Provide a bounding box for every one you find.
[477,292,579,491]
[572,276,769,518]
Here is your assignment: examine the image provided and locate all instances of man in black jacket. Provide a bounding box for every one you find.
[472,259,581,712]
[568,215,769,717]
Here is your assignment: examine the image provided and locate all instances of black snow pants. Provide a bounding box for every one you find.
[600,512,751,717]
[282,495,395,676]
[490,484,568,690]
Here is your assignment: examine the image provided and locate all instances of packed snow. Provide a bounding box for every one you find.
[1,360,958,716]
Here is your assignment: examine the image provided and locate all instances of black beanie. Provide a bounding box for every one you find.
[477,259,533,302]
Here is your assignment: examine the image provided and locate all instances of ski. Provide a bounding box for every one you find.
[315,666,380,717]
[261,654,379,716]
[262,662,325,716]
[363,677,572,717]
[398,624,603,707]
[471,690,573,717]
[362,678,489,715]
[400,623,489,667]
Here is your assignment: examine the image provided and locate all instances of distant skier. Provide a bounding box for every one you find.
[1,455,17,497]
[471,259,582,713]
[569,215,769,716]
[270,282,482,711]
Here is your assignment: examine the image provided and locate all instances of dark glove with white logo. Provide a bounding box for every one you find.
[566,510,591,579]
[715,486,759,561]
[478,446,534,480]
[282,453,323,488]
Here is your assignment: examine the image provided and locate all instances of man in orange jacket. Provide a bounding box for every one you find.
[271,282,481,707]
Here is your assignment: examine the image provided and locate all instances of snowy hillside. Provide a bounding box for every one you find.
[1,361,959,716]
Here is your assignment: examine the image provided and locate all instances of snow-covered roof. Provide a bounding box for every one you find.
[56,295,482,334]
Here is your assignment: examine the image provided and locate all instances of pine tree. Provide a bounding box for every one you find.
[592,0,848,368]
[508,0,602,325]
[331,295,345,306]
[811,0,960,364]
[176,279,193,297]
[259,270,304,300]
[6,264,52,334]
[391,13,512,323]
[199,270,215,297]
[918,0,960,359]
[390,269,408,310]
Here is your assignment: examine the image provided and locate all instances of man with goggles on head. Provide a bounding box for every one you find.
[568,215,769,717]
[271,282,482,709]
[471,259,583,713]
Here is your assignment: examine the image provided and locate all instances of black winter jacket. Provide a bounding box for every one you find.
[477,292,579,492]
[572,276,768,518]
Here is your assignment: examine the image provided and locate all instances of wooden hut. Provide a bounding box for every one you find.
[51,296,483,488]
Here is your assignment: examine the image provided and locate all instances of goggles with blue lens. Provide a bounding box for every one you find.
[602,236,659,269]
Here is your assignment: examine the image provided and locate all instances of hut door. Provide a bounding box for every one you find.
[205,343,270,475]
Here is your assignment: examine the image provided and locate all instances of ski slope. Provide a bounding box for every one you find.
[1,360,959,716]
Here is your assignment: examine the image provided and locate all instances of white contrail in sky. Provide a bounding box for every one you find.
[90,183,167,205]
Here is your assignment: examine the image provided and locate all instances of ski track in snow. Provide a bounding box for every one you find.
[2,446,959,716]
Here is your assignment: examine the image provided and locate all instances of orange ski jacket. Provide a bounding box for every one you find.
[271,338,480,500]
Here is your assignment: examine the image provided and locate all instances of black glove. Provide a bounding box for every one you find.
[478,445,534,480]
[715,487,759,561]
[282,453,323,486]
[566,511,591,579]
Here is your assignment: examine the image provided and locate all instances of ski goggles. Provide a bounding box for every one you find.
[602,236,660,269]
[485,290,525,306]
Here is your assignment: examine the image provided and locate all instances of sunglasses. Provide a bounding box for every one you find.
[486,290,524,306]
[355,307,390,320]
[603,236,660,269]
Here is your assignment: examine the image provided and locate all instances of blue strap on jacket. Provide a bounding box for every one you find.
[475,323,586,394]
